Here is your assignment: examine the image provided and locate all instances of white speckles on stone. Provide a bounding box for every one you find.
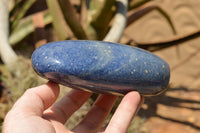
[162,65,165,69]
[55,60,61,64]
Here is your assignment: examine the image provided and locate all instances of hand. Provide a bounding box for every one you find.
[3,81,143,133]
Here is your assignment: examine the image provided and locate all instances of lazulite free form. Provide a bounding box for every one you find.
[31,40,170,96]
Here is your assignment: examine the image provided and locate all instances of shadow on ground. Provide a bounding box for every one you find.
[138,87,200,131]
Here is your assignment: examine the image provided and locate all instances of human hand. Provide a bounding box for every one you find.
[3,81,143,133]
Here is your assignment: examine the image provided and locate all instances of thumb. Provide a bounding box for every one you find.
[12,81,60,116]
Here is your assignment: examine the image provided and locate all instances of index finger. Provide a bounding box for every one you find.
[105,91,143,133]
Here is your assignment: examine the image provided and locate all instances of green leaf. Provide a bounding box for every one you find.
[9,11,52,45]
[9,0,23,18]
[11,0,36,30]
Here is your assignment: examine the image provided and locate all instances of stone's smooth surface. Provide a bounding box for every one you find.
[31,40,170,96]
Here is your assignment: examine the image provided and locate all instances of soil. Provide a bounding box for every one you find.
[122,0,200,132]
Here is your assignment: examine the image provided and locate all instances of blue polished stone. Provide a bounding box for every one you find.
[31,40,170,96]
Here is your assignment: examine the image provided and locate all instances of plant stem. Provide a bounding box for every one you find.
[58,0,88,39]
[46,0,73,40]
[103,0,128,42]
[0,0,17,66]
[89,0,115,40]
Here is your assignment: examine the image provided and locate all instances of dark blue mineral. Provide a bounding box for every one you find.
[31,40,170,96]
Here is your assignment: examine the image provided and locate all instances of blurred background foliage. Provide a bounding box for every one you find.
[0,0,199,132]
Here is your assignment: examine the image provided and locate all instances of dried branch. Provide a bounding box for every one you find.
[127,3,176,34]
[103,0,128,42]
[133,30,200,51]
[129,0,151,10]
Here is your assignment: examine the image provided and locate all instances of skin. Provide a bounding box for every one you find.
[3,81,143,133]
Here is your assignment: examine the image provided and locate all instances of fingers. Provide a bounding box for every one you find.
[105,91,143,133]
[43,89,92,124]
[11,81,60,116]
[72,94,118,133]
